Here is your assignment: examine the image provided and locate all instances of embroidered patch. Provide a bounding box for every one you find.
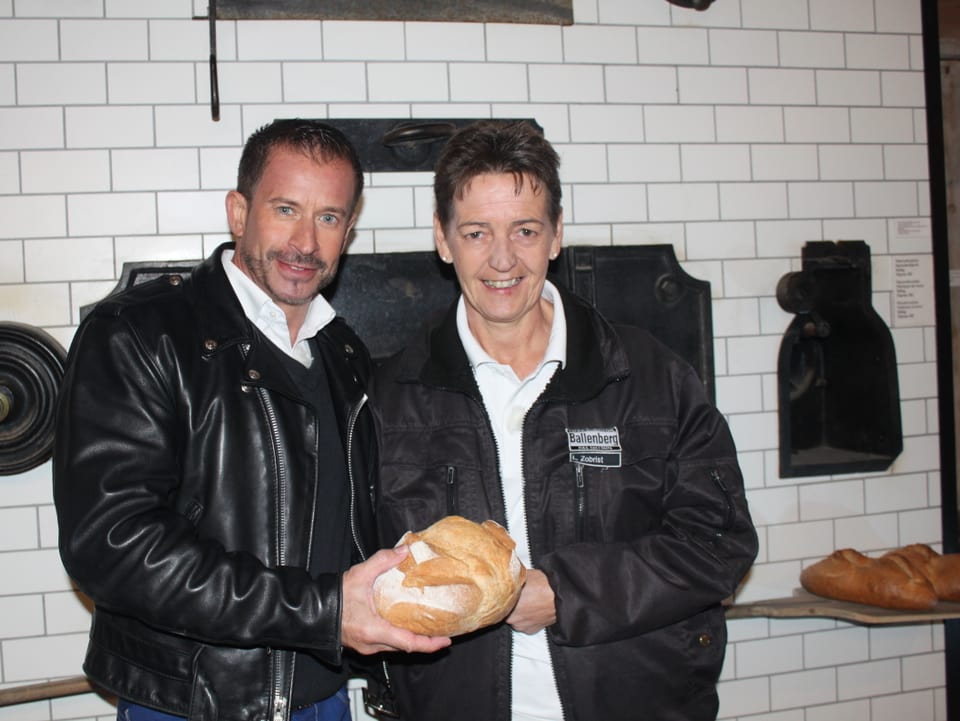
[566,427,622,468]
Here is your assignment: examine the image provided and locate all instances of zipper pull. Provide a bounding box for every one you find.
[710,468,735,533]
[273,694,286,721]
[575,463,586,541]
[446,465,458,515]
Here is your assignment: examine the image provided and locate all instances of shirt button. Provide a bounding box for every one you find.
[698,633,712,647]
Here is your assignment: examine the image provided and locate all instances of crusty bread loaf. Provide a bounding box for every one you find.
[799,546,960,610]
[373,516,526,636]
[884,544,960,602]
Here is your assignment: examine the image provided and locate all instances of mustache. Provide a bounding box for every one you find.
[266,250,326,270]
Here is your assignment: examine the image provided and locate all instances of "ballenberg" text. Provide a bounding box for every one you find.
[567,429,620,447]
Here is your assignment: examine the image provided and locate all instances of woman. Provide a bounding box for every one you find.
[371,120,757,721]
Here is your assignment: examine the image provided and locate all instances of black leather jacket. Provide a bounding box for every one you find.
[54,243,379,721]
[372,284,758,721]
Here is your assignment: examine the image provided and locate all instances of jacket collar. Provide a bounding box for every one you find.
[400,280,630,403]
[185,243,337,403]
[187,242,255,353]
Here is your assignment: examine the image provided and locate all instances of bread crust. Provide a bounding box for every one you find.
[799,545,960,610]
[373,516,527,636]
[885,544,960,601]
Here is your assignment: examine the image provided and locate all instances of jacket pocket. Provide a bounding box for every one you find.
[574,463,586,543]
[554,423,674,544]
[709,467,736,534]
[445,465,458,516]
[378,463,487,544]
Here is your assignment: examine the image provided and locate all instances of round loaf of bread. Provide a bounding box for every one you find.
[373,515,526,636]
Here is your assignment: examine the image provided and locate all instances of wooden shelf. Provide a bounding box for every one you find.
[726,590,960,625]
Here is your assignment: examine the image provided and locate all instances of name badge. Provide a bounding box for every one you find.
[566,427,622,468]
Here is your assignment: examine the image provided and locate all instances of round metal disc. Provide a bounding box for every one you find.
[0,322,67,475]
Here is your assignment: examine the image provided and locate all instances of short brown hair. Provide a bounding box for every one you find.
[237,119,364,214]
[433,120,561,230]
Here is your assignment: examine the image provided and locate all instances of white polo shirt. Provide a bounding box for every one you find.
[457,280,567,721]
[222,249,336,368]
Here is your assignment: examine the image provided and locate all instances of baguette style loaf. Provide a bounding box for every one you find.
[884,544,960,602]
[373,516,526,636]
[799,546,948,610]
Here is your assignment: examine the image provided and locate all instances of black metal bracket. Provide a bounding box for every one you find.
[776,241,902,477]
[322,118,541,173]
[208,0,219,122]
[0,323,67,475]
[81,244,715,399]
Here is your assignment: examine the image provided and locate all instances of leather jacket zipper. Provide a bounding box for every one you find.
[260,383,292,721]
[346,393,369,561]
[344,392,400,713]
[271,654,288,721]
[258,393,292,721]
[242,343,293,721]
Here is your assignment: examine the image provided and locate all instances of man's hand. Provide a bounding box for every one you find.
[506,569,556,635]
[341,546,452,655]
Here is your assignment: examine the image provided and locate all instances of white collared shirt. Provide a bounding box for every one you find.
[222,248,336,368]
[457,279,567,721]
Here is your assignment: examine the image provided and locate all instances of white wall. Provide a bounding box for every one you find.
[0,0,944,719]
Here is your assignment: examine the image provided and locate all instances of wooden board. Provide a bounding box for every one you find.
[726,589,960,625]
[941,0,960,59]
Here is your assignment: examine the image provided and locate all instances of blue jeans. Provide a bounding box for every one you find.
[116,686,351,721]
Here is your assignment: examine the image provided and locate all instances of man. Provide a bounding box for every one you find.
[54,119,448,721]
[372,120,758,721]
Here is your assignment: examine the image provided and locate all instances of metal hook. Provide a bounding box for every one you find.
[209,0,220,122]
[381,122,457,146]
[666,0,715,9]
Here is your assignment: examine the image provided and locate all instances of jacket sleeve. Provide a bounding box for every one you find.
[540,365,758,647]
[53,311,344,660]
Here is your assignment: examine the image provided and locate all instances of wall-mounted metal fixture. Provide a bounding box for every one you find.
[554,245,715,401]
[219,118,537,173]
[196,2,574,120]
[666,0,716,9]
[208,0,219,121]
[82,245,715,398]
[0,322,67,475]
[776,241,902,478]
[322,118,538,173]
[208,1,573,23]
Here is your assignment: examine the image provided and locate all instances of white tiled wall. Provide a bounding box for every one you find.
[0,0,945,719]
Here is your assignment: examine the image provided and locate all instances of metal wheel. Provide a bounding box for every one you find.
[0,322,67,475]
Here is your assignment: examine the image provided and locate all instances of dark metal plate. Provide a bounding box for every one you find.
[776,241,902,477]
[325,118,541,173]
[81,245,715,399]
[211,0,573,24]
[0,322,67,475]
